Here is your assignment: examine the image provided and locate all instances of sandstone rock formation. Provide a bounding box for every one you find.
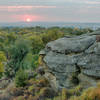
[39,30,100,91]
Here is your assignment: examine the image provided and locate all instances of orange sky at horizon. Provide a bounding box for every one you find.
[12,14,45,22]
[0,5,56,22]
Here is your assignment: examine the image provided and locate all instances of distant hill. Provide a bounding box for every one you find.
[0,22,100,29]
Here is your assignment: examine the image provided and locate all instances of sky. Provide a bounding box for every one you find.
[0,0,100,23]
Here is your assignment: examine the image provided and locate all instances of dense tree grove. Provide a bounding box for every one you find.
[0,27,93,78]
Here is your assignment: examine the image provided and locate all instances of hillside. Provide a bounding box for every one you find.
[1,27,100,100]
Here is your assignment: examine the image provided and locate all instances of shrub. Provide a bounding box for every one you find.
[69,96,80,100]
[13,96,25,100]
[41,29,64,45]
[61,88,68,100]
[10,87,24,97]
[28,85,34,92]
[39,87,56,98]
[36,78,49,87]
[15,69,28,87]
[7,39,31,76]
[38,55,44,66]
[69,85,83,96]
[79,86,100,100]
[0,72,3,78]
[20,53,39,70]
[29,35,44,54]
[0,51,6,78]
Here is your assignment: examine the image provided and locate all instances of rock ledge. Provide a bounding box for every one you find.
[40,31,100,90]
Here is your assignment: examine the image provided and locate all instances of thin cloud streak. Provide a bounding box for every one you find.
[0,5,57,9]
[85,1,100,4]
[67,0,100,5]
[0,5,57,12]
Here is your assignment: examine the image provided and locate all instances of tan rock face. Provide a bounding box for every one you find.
[39,31,100,90]
[96,35,100,42]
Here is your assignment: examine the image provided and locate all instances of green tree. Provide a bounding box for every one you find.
[6,33,17,44]
[20,53,39,70]
[29,35,44,54]
[7,39,31,76]
[41,29,64,44]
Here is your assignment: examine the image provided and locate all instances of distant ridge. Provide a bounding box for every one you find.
[0,22,100,29]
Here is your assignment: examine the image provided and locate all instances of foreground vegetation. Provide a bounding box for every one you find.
[1,77,100,100]
[0,26,96,100]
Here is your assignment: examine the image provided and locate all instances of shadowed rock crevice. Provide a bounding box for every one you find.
[75,63,81,74]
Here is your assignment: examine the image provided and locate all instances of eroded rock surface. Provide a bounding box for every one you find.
[40,31,100,90]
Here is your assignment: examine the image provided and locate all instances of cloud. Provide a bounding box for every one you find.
[0,5,56,9]
[0,0,66,6]
[66,0,100,5]
[84,1,100,4]
[0,0,100,6]
[0,5,56,12]
[0,6,56,9]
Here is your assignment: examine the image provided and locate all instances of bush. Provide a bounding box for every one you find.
[61,88,68,100]
[20,53,39,70]
[28,85,34,92]
[39,87,56,98]
[0,72,3,78]
[15,69,28,87]
[29,35,44,54]
[0,51,6,78]
[69,85,83,96]
[41,29,64,45]
[7,39,31,76]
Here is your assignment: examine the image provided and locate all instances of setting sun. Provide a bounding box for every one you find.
[26,18,31,22]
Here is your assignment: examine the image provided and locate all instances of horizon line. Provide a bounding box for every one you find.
[0,21,100,23]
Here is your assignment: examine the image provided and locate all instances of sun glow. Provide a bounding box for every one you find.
[26,18,31,22]
[22,15,43,22]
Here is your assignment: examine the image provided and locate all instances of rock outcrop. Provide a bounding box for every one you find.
[39,30,100,91]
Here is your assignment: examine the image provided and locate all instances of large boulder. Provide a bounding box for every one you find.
[39,30,100,90]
